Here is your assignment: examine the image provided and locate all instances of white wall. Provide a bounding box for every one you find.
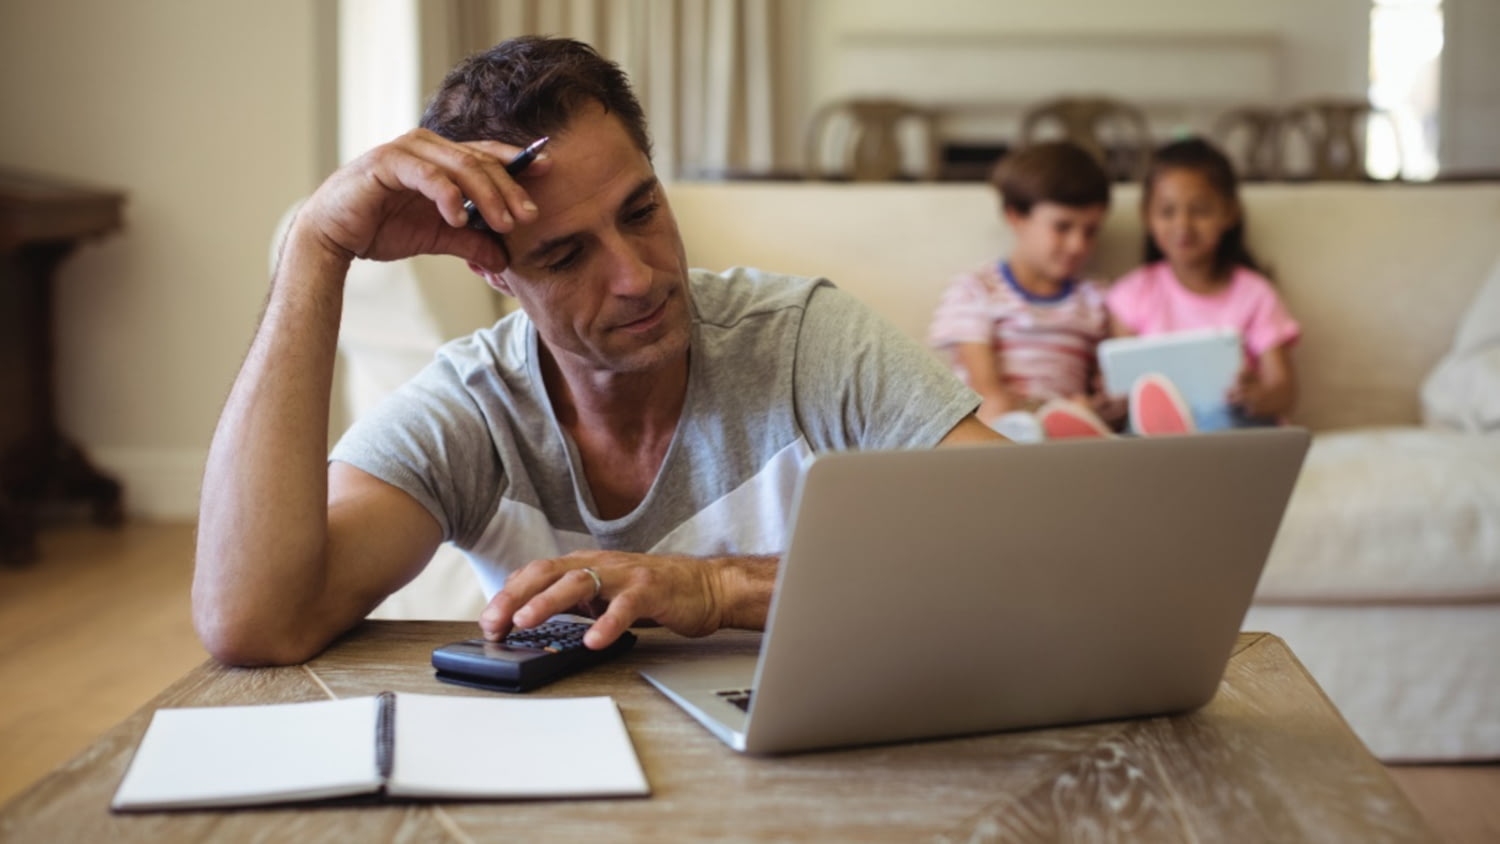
[1441,0,1500,177]
[798,0,1371,151]
[0,0,335,518]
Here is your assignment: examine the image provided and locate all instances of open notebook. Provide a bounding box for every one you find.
[112,692,649,811]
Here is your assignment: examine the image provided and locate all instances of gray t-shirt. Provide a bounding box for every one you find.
[331,267,978,598]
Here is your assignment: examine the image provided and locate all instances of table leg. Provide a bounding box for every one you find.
[0,241,124,565]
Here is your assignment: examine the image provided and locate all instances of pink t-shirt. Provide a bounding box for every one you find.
[928,261,1109,401]
[1107,262,1300,366]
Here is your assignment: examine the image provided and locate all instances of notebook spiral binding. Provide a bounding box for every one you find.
[376,691,396,781]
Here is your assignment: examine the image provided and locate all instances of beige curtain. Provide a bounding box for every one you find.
[421,0,785,178]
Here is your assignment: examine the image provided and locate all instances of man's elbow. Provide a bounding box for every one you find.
[192,596,326,667]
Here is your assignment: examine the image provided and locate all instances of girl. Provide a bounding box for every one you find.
[1107,138,1301,433]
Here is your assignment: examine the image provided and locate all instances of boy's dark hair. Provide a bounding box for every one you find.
[1142,137,1264,277]
[990,141,1111,215]
[420,36,652,159]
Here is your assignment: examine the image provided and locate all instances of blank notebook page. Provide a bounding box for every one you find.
[388,693,649,798]
[112,697,380,809]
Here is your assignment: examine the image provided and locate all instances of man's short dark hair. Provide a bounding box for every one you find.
[420,36,652,159]
[990,141,1111,215]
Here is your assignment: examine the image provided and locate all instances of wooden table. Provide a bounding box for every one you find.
[0,624,1436,842]
[0,168,126,564]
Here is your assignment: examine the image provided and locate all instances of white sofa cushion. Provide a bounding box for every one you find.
[1257,427,1500,602]
[670,182,1500,432]
[1421,252,1500,434]
[1242,603,1500,761]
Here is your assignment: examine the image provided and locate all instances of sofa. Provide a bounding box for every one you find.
[334,180,1500,762]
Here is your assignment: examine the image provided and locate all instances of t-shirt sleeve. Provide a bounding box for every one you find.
[328,357,503,548]
[927,271,995,348]
[795,283,980,452]
[1239,272,1302,358]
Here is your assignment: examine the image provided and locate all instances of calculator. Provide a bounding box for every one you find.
[431,617,637,693]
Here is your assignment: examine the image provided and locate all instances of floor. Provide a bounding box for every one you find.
[0,521,205,807]
[1,521,1497,843]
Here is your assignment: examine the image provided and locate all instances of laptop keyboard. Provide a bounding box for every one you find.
[715,688,754,712]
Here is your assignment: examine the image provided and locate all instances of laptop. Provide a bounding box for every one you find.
[641,427,1309,755]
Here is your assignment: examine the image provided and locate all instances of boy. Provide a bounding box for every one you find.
[927,141,1118,441]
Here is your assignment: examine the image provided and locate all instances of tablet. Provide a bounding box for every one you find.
[1098,329,1243,411]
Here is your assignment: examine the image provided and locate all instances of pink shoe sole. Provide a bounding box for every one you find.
[1130,373,1197,436]
[1038,400,1114,439]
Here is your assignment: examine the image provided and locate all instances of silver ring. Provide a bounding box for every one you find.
[581,567,603,599]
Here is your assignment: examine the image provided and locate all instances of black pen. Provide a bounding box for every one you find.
[464,135,550,231]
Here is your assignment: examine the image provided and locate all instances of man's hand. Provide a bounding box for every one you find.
[294,128,550,270]
[479,551,777,650]
[193,129,553,667]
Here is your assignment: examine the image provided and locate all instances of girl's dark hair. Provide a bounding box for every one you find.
[1142,137,1264,277]
[420,36,652,159]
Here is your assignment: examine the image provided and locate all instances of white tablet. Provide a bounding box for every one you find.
[1098,329,1243,410]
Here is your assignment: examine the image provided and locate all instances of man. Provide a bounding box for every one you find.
[194,37,999,667]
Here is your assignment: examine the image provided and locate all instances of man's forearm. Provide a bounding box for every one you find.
[712,554,780,631]
[192,222,355,665]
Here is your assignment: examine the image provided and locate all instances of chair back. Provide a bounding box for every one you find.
[1277,99,1401,181]
[803,98,940,181]
[1019,96,1151,180]
[1213,106,1285,181]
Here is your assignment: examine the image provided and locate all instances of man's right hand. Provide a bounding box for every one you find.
[195,129,551,667]
[293,129,549,271]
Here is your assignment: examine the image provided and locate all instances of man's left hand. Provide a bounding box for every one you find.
[478,551,775,649]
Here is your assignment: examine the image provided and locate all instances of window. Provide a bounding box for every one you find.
[1368,0,1442,180]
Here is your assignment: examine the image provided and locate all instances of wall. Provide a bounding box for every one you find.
[797,0,1370,153]
[0,0,1489,520]
[1441,0,1500,177]
[0,0,336,518]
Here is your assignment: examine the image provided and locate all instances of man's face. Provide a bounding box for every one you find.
[493,105,692,377]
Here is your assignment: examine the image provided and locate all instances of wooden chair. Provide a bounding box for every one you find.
[1276,99,1402,181]
[803,98,941,181]
[1213,106,1285,181]
[1018,96,1151,180]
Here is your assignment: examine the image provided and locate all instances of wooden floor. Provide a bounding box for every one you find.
[0,521,205,807]
[2,521,1498,843]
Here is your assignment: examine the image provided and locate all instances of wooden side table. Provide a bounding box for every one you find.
[0,168,127,564]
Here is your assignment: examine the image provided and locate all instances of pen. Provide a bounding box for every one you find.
[464,135,550,231]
